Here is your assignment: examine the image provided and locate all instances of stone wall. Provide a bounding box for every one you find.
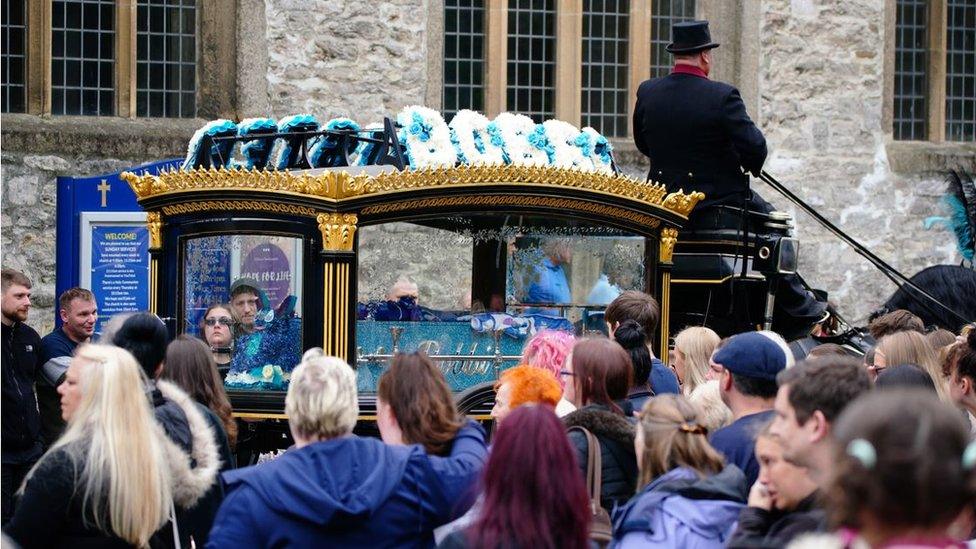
[261,0,430,121]
[755,0,961,323]
[1,153,154,335]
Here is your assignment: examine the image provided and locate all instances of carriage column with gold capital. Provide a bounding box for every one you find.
[317,213,358,362]
[145,211,164,315]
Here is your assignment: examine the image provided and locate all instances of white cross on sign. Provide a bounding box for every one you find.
[97,180,110,208]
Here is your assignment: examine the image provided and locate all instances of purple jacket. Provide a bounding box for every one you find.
[611,466,747,548]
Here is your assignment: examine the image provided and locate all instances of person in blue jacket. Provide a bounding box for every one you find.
[612,394,747,548]
[207,349,488,549]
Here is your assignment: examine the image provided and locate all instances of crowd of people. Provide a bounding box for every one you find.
[2,267,976,548]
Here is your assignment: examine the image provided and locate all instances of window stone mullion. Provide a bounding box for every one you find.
[927,0,947,142]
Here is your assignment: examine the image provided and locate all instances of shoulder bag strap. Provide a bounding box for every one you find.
[570,426,602,502]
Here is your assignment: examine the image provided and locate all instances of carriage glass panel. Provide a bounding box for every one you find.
[355,215,646,394]
[181,234,304,391]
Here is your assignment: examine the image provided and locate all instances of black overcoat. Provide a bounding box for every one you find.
[633,72,767,209]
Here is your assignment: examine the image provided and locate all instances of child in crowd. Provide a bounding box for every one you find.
[790,390,975,548]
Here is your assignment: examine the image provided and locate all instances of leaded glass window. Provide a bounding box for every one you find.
[52,0,116,116]
[650,0,696,78]
[507,0,556,123]
[582,0,630,137]
[893,0,929,141]
[945,0,974,142]
[443,0,485,121]
[137,0,197,118]
[1,0,26,113]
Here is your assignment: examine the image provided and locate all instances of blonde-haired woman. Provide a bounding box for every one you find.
[7,344,196,547]
[611,395,747,548]
[873,330,951,402]
[673,326,720,395]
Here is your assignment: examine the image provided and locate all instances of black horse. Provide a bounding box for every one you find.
[874,264,976,332]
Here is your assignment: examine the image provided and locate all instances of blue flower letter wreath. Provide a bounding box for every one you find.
[492,112,549,166]
[182,119,238,170]
[448,109,506,166]
[309,117,362,168]
[235,117,279,170]
[543,119,594,170]
[396,105,456,168]
[272,114,319,170]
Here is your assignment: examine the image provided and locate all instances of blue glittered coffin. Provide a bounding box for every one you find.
[355,320,527,393]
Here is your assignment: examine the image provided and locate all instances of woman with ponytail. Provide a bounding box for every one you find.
[612,394,747,548]
[614,319,656,413]
[7,344,188,548]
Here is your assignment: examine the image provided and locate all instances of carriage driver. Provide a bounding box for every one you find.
[633,20,827,337]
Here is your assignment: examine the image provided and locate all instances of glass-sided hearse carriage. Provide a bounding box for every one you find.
[122,107,710,459]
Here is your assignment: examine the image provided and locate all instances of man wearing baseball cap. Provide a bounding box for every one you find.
[707,331,788,488]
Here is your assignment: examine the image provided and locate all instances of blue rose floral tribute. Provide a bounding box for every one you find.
[183,106,616,174]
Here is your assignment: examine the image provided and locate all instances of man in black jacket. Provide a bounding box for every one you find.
[1,269,43,525]
[634,20,766,210]
[633,20,826,335]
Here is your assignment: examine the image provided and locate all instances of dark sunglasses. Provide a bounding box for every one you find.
[204,317,233,327]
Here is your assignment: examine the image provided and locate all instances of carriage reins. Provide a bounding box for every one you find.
[759,170,972,327]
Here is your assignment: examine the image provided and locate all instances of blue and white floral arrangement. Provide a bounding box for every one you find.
[182,108,617,174]
[396,105,457,168]
[583,126,615,173]
[235,117,279,170]
[490,112,551,167]
[542,120,593,170]
[448,109,507,165]
[272,114,319,170]
[309,117,362,168]
[354,123,385,166]
[182,119,238,170]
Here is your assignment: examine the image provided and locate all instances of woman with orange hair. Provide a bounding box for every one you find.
[490,365,562,423]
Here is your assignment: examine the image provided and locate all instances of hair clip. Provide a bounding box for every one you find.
[963,441,976,471]
[846,438,877,469]
[678,422,708,435]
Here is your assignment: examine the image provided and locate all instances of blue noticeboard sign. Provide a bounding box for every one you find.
[56,158,182,331]
[89,225,150,333]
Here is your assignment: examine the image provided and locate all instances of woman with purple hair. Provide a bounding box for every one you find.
[438,405,591,549]
[520,329,577,416]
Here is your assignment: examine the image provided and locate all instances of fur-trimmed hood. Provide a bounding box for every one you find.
[563,404,635,445]
[156,380,221,508]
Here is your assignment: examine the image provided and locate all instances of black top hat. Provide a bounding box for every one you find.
[666,20,720,54]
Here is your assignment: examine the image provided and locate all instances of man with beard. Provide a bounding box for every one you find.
[1,269,42,525]
[37,287,98,448]
[227,278,302,376]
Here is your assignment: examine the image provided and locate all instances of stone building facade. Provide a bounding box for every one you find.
[2,0,973,334]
